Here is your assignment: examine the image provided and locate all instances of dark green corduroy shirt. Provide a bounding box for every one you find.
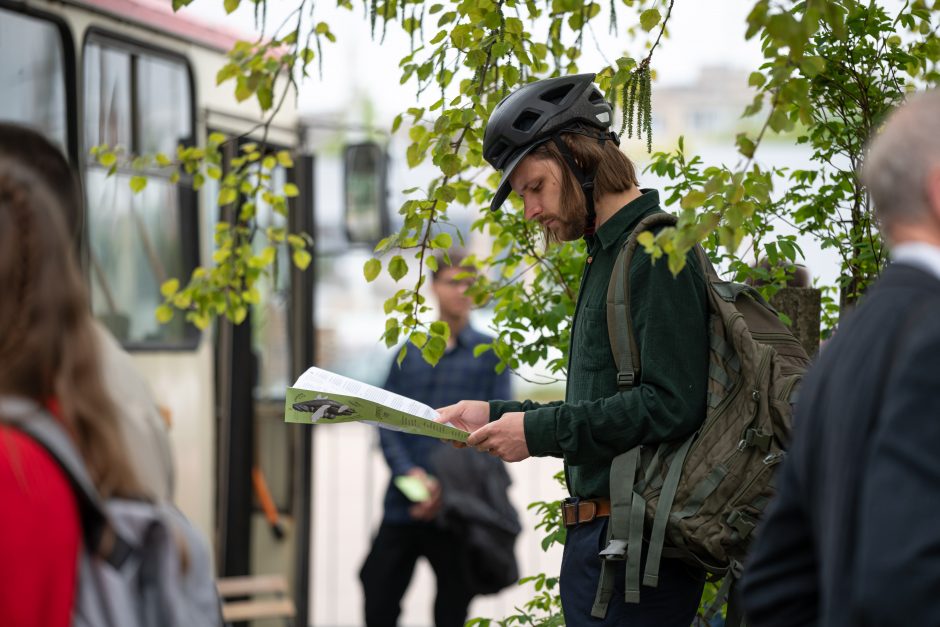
[489,189,709,498]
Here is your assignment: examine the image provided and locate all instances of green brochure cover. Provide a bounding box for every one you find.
[393,475,432,502]
[284,367,469,443]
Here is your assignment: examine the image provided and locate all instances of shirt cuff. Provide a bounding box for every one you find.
[488,399,523,422]
[523,406,561,457]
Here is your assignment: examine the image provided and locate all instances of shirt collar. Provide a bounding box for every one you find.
[452,324,477,350]
[890,242,940,282]
[593,188,661,251]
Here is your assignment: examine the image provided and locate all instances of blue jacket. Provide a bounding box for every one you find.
[380,324,511,524]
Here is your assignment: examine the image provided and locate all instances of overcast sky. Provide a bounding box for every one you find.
[180,1,765,121]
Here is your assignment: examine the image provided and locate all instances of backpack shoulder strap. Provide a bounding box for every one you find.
[0,396,109,554]
[607,211,679,391]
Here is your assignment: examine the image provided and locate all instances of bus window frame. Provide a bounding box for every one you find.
[82,27,202,352]
[0,0,80,221]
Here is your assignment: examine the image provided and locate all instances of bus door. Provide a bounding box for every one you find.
[209,135,314,623]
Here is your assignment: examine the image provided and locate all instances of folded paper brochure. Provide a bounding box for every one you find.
[284,367,469,443]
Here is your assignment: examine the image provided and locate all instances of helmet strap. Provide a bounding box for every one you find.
[550,134,597,236]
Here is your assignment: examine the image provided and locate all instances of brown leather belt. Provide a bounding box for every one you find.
[562,498,611,527]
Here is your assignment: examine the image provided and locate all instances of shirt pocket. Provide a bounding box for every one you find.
[576,306,614,372]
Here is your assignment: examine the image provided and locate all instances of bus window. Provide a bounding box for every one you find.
[251,163,291,399]
[83,36,199,349]
[0,8,68,152]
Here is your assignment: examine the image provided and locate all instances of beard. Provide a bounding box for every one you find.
[540,200,587,243]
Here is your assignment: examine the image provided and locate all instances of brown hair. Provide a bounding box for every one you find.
[0,158,141,499]
[0,123,82,241]
[528,129,639,243]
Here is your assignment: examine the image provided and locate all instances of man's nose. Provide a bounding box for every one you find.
[523,199,541,221]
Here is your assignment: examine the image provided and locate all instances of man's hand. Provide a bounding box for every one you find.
[406,467,441,521]
[435,400,490,448]
[467,411,530,463]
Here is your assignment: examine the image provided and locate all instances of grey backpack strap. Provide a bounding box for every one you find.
[592,445,645,617]
[0,397,110,557]
[607,212,679,391]
[642,435,694,588]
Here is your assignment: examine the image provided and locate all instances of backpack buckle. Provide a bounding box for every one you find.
[599,539,628,561]
[725,509,757,540]
[739,428,772,452]
[617,372,635,389]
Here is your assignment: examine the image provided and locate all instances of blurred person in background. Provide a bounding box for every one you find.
[0,156,145,627]
[359,250,514,627]
[0,123,175,501]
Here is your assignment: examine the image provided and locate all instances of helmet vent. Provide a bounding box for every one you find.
[588,89,605,104]
[489,139,510,166]
[512,110,542,132]
[539,84,575,106]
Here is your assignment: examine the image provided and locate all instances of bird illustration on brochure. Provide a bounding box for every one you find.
[284,366,469,443]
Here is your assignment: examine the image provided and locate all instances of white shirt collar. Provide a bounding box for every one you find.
[890,242,940,281]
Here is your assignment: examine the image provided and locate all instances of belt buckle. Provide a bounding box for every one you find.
[563,497,580,527]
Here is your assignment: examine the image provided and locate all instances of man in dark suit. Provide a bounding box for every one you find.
[741,90,940,626]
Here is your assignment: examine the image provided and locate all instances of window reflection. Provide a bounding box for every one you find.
[137,55,192,155]
[0,8,67,151]
[84,38,197,348]
[84,44,132,150]
[86,169,192,343]
[252,165,291,399]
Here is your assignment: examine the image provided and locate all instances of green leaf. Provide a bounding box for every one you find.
[292,249,312,270]
[218,187,237,206]
[389,255,408,281]
[430,320,450,339]
[224,0,240,13]
[800,56,826,77]
[155,304,175,323]
[129,176,147,194]
[736,133,756,159]
[232,306,248,325]
[276,150,294,168]
[364,258,382,282]
[216,63,239,86]
[283,183,300,197]
[260,246,277,265]
[639,8,661,32]
[98,152,117,167]
[160,278,180,298]
[473,343,492,357]
[432,232,453,249]
[680,190,707,210]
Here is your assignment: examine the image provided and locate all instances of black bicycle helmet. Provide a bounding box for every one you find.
[483,73,615,214]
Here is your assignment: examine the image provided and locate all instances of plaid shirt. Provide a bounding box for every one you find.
[379,324,511,524]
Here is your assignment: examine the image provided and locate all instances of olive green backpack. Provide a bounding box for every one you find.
[593,212,811,624]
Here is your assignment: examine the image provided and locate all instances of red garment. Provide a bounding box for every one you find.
[0,425,80,627]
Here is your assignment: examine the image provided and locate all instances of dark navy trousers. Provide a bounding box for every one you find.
[560,517,706,626]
